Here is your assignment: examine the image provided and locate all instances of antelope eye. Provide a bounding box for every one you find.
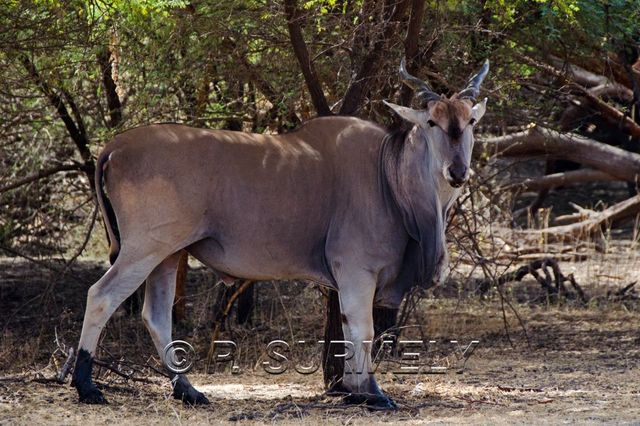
[427,120,437,127]
[469,118,477,126]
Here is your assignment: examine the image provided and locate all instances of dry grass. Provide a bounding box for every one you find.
[1,252,639,424]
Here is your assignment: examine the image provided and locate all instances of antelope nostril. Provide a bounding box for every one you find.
[448,165,467,182]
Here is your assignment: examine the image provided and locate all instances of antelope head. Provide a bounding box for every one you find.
[385,59,489,189]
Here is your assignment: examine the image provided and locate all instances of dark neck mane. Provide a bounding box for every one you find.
[378,126,409,212]
[379,126,443,292]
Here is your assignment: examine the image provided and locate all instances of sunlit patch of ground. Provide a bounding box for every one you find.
[197,383,320,400]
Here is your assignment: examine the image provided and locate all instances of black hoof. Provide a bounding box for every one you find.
[78,386,108,405]
[172,376,210,406]
[73,349,107,404]
[344,393,397,410]
[175,389,210,406]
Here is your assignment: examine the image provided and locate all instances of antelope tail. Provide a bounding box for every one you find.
[95,151,121,265]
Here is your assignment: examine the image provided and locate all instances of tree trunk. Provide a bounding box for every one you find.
[323,0,412,386]
[339,0,411,115]
[97,47,122,128]
[284,0,331,116]
[399,0,427,106]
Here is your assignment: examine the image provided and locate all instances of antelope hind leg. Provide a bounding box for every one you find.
[72,248,172,404]
[142,253,209,405]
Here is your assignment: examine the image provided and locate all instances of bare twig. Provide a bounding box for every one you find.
[64,202,98,268]
[206,279,254,369]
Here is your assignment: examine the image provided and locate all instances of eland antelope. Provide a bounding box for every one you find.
[72,59,489,409]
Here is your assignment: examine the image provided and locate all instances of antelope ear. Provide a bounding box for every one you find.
[383,100,429,126]
[471,98,488,122]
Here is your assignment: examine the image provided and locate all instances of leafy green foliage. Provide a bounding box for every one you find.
[1,0,638,256]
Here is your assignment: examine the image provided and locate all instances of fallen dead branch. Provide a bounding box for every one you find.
[58,347,75,383]
[92,357,159,383]
[55,335,166,385]
[517,53,640,138]
[498,241,591,259]
[0,374,31,383]
[517,252,588,262]
[497,385,544,393]
[608,281,638,301]
[476,126,640,184]
[547,55,634,101]
[477,258,587,304]
[453,395,505,406]
[507,169,617,192]
[519,194,640,241]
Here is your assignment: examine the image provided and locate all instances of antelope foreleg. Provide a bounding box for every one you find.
[336,270,396,410]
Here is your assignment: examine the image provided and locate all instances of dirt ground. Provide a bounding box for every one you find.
[1,257,639,425]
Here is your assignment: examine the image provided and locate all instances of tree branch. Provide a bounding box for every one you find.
[61,88,88,142]
[518,54,640,138]
[19,55,95,191]
[284,0,331,116]
[237,52,301,129]
[0,163,84,194]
